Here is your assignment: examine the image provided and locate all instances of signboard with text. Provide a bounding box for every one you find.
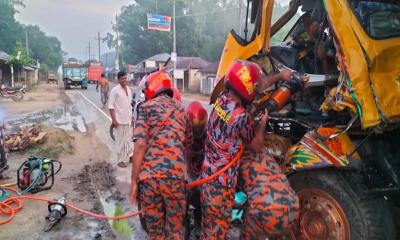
[147,13,171,32]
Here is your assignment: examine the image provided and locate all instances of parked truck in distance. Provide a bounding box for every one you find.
[47,71,58,84]
[62,58,88,90]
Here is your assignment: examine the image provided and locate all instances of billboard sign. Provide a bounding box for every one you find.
[147,13,171,32]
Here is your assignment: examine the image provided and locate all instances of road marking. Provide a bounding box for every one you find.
[76,91,112,122]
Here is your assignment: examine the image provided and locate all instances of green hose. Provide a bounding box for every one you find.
[0,188,9,201]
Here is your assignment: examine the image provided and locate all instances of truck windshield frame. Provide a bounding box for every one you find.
[350,0,400,40]
[231,0,263,46]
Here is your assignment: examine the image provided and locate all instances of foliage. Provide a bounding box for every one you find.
[0,0,64,70]
[102,32,115,50]
[118,0,292,64]
[0,0,23,53]
[118,0,238,63]
[24,25,63,70]
[6,41,34,66]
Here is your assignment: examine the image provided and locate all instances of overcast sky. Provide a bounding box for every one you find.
[16,0,290,61]
[16,0,132,60]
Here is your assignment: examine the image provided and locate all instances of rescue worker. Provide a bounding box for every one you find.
[186,101,208,234]
[239,150,299,239]
[200,59,297,239]
[129,70,193,239]
[186,101,208,179]
[173,87,182,104]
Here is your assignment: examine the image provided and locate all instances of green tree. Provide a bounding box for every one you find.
[0,0,23,53]
[118,0,293,64]
[23,25,63,70]
[119,0,239,63]
[7,41,34,83]
[118,0,173,64]
[7,41,34,66]
[0,0,64,71]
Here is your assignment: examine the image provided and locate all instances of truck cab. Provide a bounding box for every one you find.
[212,0,400,239]
[62,59,88,90]
[87,62,104,84]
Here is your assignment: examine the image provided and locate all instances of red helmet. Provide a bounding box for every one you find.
[143,71,173,100]
[173,87,182,103]
[224,59,262,104]
[186,101,208,138]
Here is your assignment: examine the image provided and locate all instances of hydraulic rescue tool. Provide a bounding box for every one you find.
[43,193,68,232]
[251,70,309,120]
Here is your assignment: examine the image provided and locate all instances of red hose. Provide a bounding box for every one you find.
[0,147,244,225]
[187,147,244,188]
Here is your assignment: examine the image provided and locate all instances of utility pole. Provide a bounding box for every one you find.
[88,42,91,64]
[112,14,120,74]
[95,32,101,62]
[25,31,29,57]
[173,0,177,89]
[105,53,108,68]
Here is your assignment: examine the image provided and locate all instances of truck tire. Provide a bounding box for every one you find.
[288,170,396,240]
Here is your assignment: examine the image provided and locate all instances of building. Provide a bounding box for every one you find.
[129,53,211,93]
[174,57,210,93]
[23,64,39,86]
[199,62,219,95]
[129,53,171,86]
[0,51,39,87]
[0,51,12,85]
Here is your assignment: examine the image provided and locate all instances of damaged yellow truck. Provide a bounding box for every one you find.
[212,0,400,239]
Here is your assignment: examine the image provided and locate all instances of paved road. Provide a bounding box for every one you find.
[75,82,213,117]
[68,82,215,239]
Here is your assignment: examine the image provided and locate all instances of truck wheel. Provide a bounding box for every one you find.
[288,170,395,240]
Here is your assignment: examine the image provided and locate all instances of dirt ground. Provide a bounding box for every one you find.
[0,81,71,118]
[0,127,118,240]
[0,81,132,240]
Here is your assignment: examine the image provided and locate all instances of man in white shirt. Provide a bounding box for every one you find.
[109,71,133,167]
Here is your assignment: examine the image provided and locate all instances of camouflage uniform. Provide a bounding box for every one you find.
[200,91,255,240]
[133,94,193,240]
[188,135,205,179]
[239,149,299,239]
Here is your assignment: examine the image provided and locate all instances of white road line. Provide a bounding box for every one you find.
[76,91,112,122]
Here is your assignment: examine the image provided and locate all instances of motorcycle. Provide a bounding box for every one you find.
[0,84,26,102]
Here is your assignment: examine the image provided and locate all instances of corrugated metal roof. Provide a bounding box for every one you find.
[176,57,210,69]
[0,51,10,61]
[23,66,35,71]
[145,53,170,62]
